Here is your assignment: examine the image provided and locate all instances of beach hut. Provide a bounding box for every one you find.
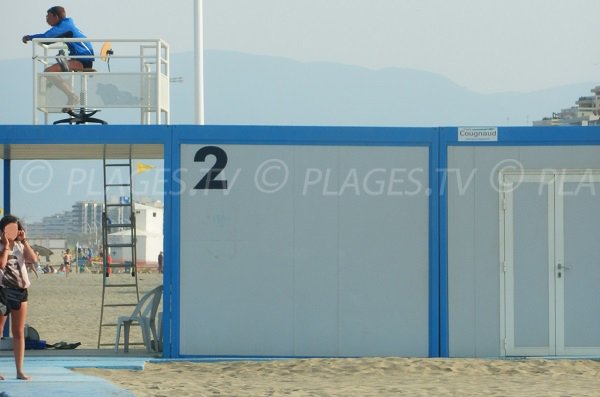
[443,126,600,357]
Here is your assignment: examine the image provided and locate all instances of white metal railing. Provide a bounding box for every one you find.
[32,38,170,125]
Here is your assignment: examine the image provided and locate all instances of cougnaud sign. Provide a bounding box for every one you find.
[458,127,498,142]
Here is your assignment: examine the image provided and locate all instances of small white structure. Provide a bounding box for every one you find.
[29,238,66,263]
[108,203,163,268]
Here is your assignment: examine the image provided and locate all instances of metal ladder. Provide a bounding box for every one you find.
[97,145,140,349]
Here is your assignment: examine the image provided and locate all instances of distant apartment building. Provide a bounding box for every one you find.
[28,200,106,241]
[26,210,74,239]
[534,86,600,126]
[27,200,164,257]
[71,201,103,246]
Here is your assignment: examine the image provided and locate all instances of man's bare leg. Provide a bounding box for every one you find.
[45,61,84,107]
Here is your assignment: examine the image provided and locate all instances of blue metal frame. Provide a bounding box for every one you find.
[442,125,600,147]
[0,124,444,358]
[438,125,600,357]
[0,125,170,144]
[2,159,9,337]
[160,129,174,358]
[171,125,441,358]
[3,124,600,358]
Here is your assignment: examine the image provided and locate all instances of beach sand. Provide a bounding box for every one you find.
[75,357,600,397]
[15,272,600,396]
[26,270,163,349]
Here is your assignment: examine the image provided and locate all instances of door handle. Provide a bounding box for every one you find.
[556,263,571,277]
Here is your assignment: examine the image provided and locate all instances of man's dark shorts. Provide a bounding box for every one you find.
[0,287,28,315]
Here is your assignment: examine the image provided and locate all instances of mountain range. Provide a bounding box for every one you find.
[1,50,596,126]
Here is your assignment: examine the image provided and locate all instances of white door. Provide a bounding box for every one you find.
[501,170,600,356]
[555,173,600,355]
[501,172,556,356]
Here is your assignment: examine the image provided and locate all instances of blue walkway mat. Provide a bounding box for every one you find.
[0,357,145,397]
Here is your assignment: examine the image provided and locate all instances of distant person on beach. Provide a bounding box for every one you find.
[158,251,163,274]
[25,251,40,279]
[100,251,113,275]
[21,6,94,109]
[0,215,37,380]
[42,263,56,274]
[61,248,72,276]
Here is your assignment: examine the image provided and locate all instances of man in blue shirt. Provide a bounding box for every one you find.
[22,6,94,108]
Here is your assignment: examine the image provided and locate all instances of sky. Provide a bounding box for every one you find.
[3,0,600,93]
[3,0,600,221]
[6,159,165,224]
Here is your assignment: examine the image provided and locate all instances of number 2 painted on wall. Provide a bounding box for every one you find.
[194,146,228,189]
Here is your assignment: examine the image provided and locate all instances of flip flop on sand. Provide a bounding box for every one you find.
[46,341,81,349]
[56,342,81,350]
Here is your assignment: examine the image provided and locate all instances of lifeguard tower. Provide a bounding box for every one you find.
[28,37,170,350]
[32,38,170,125]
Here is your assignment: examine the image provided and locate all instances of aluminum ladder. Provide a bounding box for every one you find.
[97,145,140,349]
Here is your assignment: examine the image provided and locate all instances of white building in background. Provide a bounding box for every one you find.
[28,237,67,263]
[107,203,163,268]
[534,85,600,126]
[27,200,164,268]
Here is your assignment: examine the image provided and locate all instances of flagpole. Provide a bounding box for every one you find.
[194,0,205,125]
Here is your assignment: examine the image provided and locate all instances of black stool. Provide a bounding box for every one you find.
[53,108,107,125]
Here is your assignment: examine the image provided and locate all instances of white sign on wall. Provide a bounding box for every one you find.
[458,127,498,142]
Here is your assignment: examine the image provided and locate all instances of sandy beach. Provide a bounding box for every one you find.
[75,357,600,397]
[25,270,163,349]
[10,271,600,396]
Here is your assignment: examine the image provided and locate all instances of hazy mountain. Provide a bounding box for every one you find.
[0,50,595,126]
